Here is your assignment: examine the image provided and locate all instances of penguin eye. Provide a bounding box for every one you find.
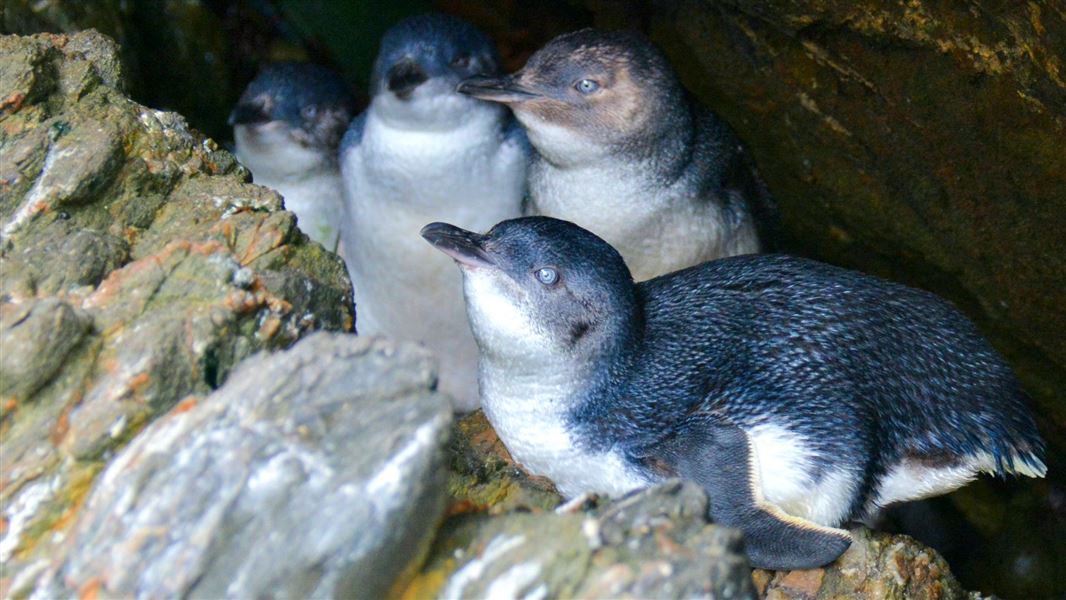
[534,267,559,286]
[574,79,600,94]
[451,54,472,69]
[301,105,318,120]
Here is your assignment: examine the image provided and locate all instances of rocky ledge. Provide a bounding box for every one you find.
[0,30,352,592]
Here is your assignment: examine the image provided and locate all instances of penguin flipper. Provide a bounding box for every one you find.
[648,420,852,570]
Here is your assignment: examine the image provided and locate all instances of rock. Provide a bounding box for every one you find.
[446,411,564,516]
[5,0,235,140]
[0,30,353,592]
[753,528,972,600]
[26,334,452,599]
[413,481,755,600]
[0,299,91,406]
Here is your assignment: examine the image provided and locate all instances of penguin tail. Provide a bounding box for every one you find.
[978,445,1047,479]
[1000,451,1047,479]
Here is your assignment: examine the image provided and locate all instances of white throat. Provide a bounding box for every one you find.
[234,123,330,181]
[340,99,527,411]
[516,112,608,168]
[462,268,647,498]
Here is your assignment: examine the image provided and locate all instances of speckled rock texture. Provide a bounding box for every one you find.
[0,30,353,595]
[417,481,757,600]
[753,528,974,600]
[24,334,452,600]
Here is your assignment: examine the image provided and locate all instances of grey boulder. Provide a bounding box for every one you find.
[431,480,756,600]
[35,333,452,599]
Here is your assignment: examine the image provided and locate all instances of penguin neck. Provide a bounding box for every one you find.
[527,100,694,182]
[367,97,505,139]
[619,98,696,181]
[479,293,645,425]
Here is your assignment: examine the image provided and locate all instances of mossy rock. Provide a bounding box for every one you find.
[0,30,354,585]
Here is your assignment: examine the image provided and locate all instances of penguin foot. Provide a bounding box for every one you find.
[740,502,852,570]
[646,419,852,570]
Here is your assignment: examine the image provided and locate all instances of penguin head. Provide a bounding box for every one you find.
[370,14,504,130]
[421,217,638,362]
[457,29,685,166]
[230,62,355,175]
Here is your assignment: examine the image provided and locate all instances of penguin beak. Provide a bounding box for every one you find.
[456,75,540,103]
[228,101,271,127]
[386,58,428,100]
[421,222,495,268]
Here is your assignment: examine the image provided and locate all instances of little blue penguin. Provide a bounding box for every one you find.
[420,216,1047,570]
[457,29,777,282]
[230,62,356,251]
[340,14,529,411]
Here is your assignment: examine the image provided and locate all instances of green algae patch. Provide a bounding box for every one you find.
[446,412,562,515]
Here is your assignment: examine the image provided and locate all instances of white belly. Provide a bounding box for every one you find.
[341,116,526,410]
[746,424,860,527]
[478,363,648,499]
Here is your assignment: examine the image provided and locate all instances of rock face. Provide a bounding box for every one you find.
[753,528,968,600]
[6,0,236,140]
[27,334,452,600]
[0,30,353,593]
[417,481,756,600]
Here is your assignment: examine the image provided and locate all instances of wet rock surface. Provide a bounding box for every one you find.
[0,30,353,594]
[27,334,452,600]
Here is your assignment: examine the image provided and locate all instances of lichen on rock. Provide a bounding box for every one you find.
[28,334,451,600]
[418,481,756,600]
[0,30,354,592]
